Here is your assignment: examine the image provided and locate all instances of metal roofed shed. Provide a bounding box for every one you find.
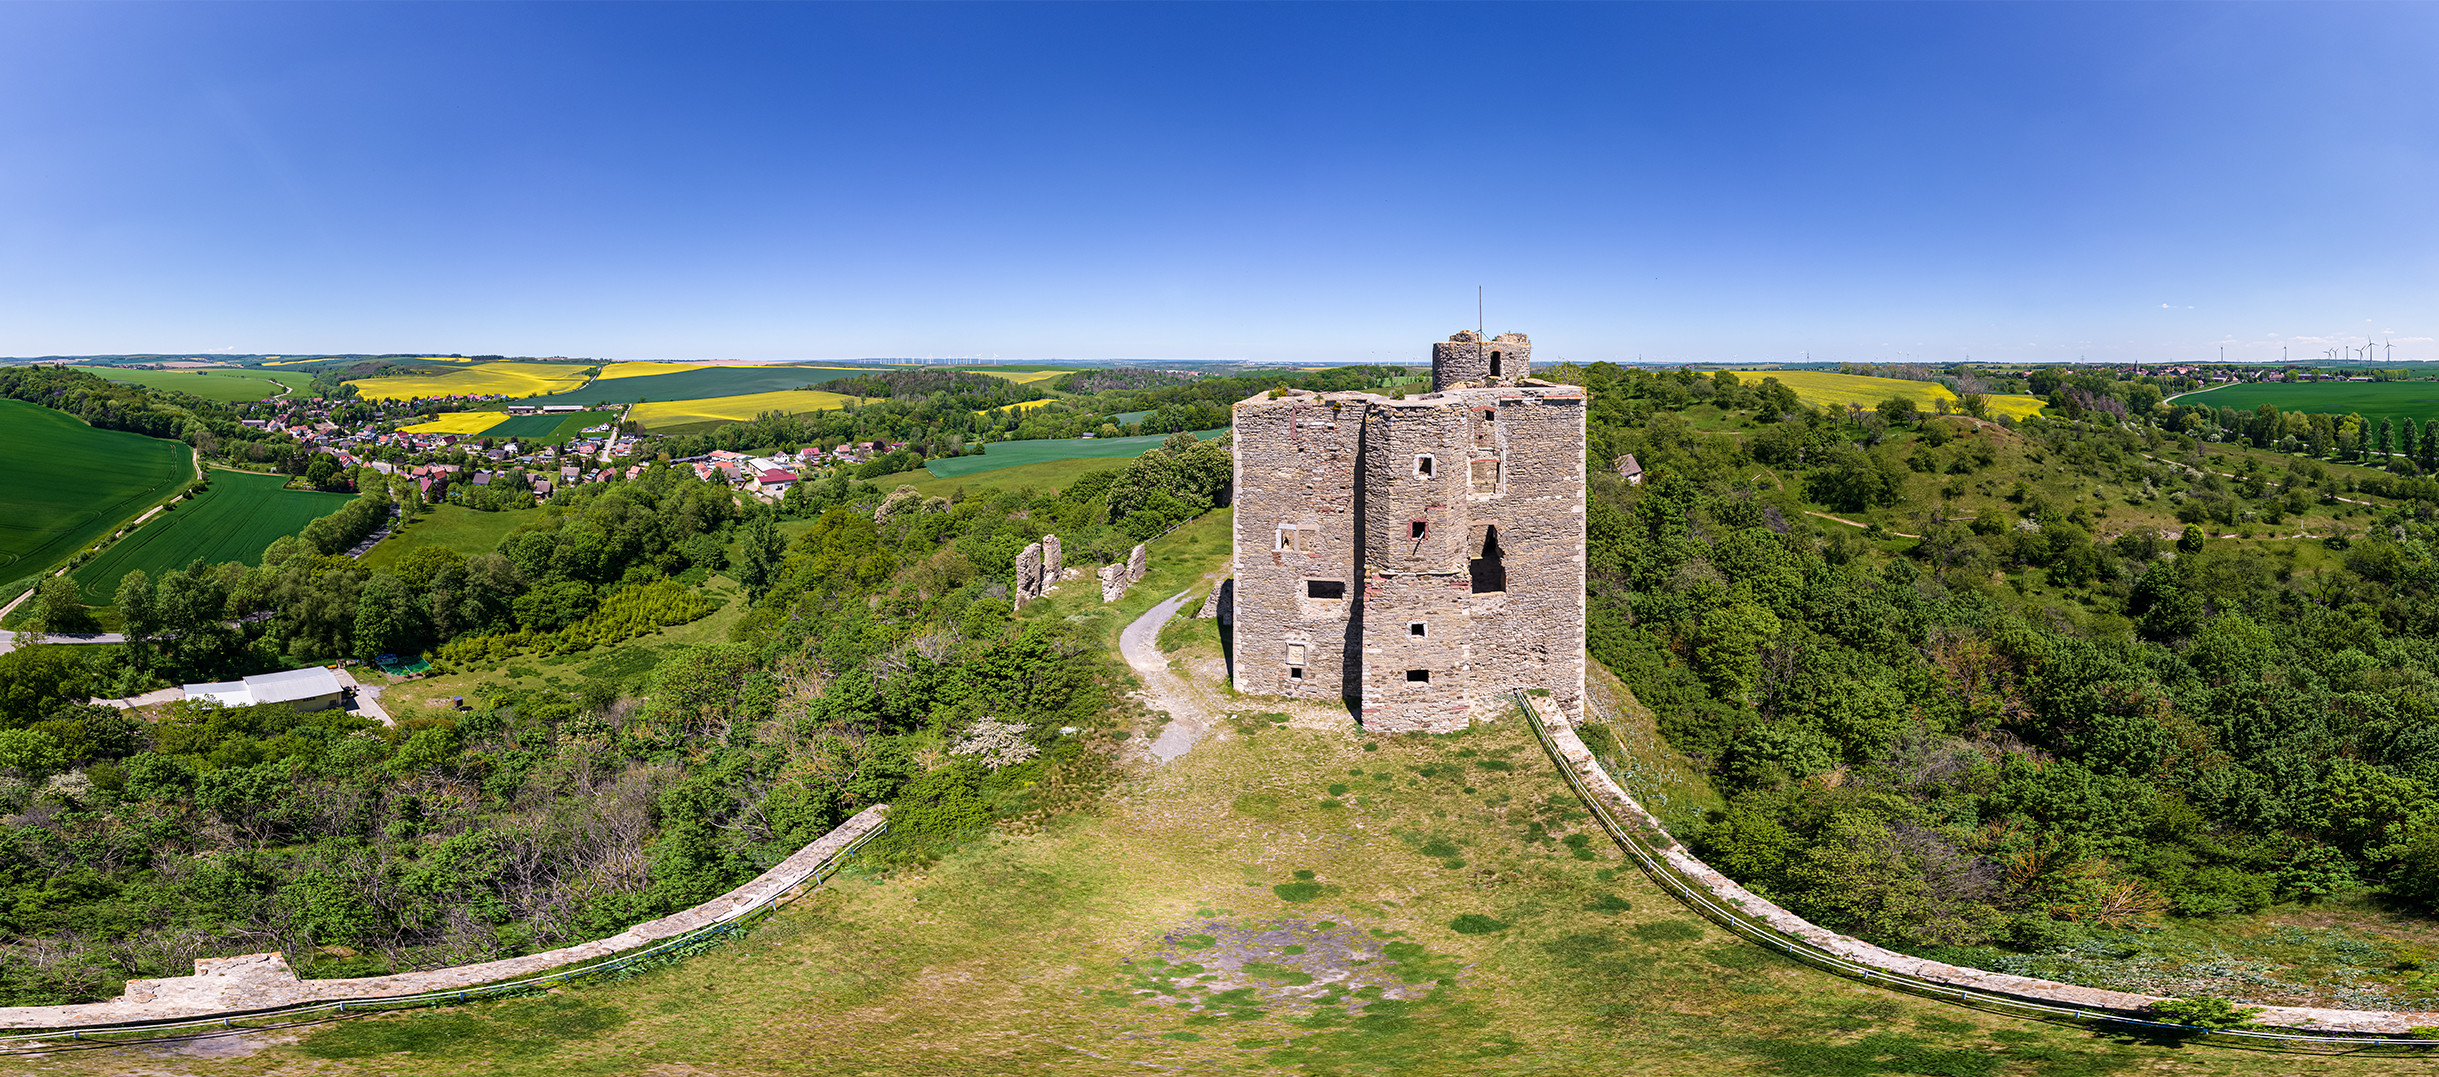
[183,681,253,708]
[178,667,347,712]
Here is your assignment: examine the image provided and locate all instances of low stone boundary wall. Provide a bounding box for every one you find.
[0,804,888,1035]
[1517,693,2439,1046]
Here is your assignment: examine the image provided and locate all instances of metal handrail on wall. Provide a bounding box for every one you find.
[0,817,886,1054]
[1512,691,2439,1056]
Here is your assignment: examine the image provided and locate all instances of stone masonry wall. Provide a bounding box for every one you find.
[1232,391,1365,705]
[1430,330,1533,389]
[0,806,889,1030]
[1231,330,1584,732]
[1530,693,2439,1037]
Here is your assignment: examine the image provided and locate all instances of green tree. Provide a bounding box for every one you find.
[115,569,157,666]
[735,511,784,602]
[23,575,97,636]
[1694,599,1782,704]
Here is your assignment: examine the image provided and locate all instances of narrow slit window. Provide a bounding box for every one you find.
[1305,580,1346,600]
[1406,669,1431,683]
[1488,351,1503,377]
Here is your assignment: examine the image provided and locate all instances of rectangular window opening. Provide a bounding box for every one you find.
[1470,525,1507,594]
[1305,580,1346,600]
[1287,666,1304,681]
[1415,455,1435,477]
[1409,520,1427,540]
[1406,669,1431,683]
[1408,622,1427,637]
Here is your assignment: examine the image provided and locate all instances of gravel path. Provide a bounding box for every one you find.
[1122,588,1214,764]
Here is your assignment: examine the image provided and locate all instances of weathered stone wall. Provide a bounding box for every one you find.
[1430,329,1533,390]
[1231,390,1365,704]
[1531,693,2439,1037]
[1230,330,1584,732]
[1127,543,1147,583]
[1099,562,1128,603]
[0,805,889,1030]
[1042,534,1063,580]
[1015,542,1043,609]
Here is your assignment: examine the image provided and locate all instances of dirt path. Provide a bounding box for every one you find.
[1802,510,1919,538]
[1123,589,1212,763]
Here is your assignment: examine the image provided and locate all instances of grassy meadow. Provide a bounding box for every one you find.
[1753,370,2047,420]
[87,366,310,402]
[36,685,2425,1074]
[0,400,192,597]
[923,427,1227,478]
[66,470,351,603]
[346,362,592,401]
[359,504,544,569]
[2173,379,2439,428]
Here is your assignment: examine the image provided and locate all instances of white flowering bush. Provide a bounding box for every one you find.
[949,717,1039,770]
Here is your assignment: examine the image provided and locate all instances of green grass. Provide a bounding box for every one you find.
[0,399,193,597]
[66,470,351,603]
[529,365,872,405]
[86,366,312,402]
[359,503,544,569]
[2172,379,2439,429]
[894,455,1131,499]
[50,697,2423,1075]
[375,578,747,709]
[923,427,1228,479]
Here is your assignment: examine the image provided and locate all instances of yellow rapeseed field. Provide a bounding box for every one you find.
[978,398,1060,415]
[630,389,860,427]
[399,412,508,435]
[1748,370,2046,420]
[595,361,711,381]
[968,369,1074,384]
[346,362,591,401]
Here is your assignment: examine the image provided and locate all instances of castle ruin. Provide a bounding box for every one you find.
[1231,330,1586,732]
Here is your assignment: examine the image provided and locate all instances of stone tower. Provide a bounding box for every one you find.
[1231,330,1585,732]
[1431,330,1533,390]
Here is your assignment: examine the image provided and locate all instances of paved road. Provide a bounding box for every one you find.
[1121,588,1209,763]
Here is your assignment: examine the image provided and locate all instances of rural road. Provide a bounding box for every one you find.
[1122,588,1210,764]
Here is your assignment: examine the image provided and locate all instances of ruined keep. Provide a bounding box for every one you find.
[1231,330,1586,732]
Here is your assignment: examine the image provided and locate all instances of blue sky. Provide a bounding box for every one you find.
[0,3,2431,365]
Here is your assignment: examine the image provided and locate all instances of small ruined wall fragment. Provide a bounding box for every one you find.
[1196,578,1231,619]
[1127,543,1147,583]
[1042,534,1062,580]
[1015,542,1043,608]
[1099,562,1128,603]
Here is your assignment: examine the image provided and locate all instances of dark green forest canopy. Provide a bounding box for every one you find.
[1546,361,2439,960]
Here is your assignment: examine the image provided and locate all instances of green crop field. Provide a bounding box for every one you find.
[923,427,1228,478]
[67,470,352,603]
[0,400,193,597]
[486,412,610,440]
[87,366,312,402]
[530,365,873,406]
[361,504,544,569]
[2174,379,2439,428]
